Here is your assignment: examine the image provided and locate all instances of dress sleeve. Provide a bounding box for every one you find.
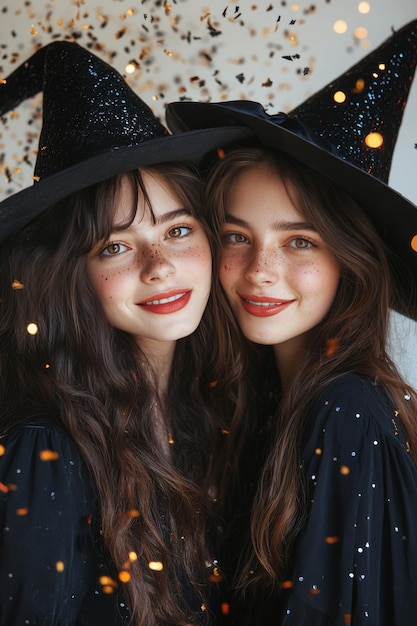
[0,423,97,626]
[281,375,417,626]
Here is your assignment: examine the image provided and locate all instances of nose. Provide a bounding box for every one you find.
[244,244,280,286]
[139,246,175,283]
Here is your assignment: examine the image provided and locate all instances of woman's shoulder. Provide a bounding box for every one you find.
[314,373,396,418]
[0,417,91,493]
[306,373,410,452]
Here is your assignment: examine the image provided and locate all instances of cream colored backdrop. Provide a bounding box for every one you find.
[1,0,416,386]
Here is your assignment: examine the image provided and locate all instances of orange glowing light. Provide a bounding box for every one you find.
[365,132,383,148]
[16,507,29,516]
[340,465,350,475]
[148,561,164,571]
[281,580,294,589]
[39,449,59,461]
[118,571,131,583]
[221,603,230,615]
[326,536,340,544]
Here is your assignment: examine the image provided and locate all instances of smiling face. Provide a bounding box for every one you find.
[87,170,212,358]
[219,164,340,370]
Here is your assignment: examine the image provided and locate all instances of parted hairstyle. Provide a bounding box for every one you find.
[0,162,241,626]
[205,145,417,589]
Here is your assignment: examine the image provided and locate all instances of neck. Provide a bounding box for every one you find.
[136,338,176,396]
[273,334,309,391]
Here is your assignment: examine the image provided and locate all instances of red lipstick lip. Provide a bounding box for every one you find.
[138,289,192,315]
[239,293,294,317]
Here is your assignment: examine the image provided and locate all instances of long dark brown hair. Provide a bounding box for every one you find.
[205,145,417,589]
[0,163,240,625]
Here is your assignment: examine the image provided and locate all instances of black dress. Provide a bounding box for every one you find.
[225,374,417,625]
[0,422,216,625]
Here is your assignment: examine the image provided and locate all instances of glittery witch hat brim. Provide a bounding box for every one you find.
[0,41,253,244]
[166,20,417,319]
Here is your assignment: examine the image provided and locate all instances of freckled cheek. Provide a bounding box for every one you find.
[89,269,135,302]
[218,253,241,291]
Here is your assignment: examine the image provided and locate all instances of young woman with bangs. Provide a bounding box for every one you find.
[0,41,250,626]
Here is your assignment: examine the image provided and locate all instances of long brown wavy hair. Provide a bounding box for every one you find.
[205,145,417,590]
[0,163,241,625]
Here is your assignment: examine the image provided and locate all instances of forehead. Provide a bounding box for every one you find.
[228,164,304,222]
[112,171,186,230]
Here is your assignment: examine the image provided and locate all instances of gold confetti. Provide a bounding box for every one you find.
[32,176,41,182]
[168,433,175,444]
[0,444,5,456]
[56,561,65,572]
[0,481,9,494]
[126,509,140,518]
[11,280,24,290]
[410,234,417,252]
[26,323,38,335]
[30,24,38,36]
[315,448,322,455]
[340,465,350,475]
[148,561,164,571]
[128,551,138,562]
[0,78,6,85]
[39,449,59,461]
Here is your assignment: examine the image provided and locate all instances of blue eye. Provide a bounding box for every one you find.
[167,226,191,238]
[101,242,128,256]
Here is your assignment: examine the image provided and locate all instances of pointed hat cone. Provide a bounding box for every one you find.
[0,41,251,242]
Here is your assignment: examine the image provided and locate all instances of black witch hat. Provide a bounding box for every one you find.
[166,20,417,318]
[0,41,251,244]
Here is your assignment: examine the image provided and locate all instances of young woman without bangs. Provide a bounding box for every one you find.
[205,145,417,625]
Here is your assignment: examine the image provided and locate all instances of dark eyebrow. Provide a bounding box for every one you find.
[114,208,193,232]
[154,208,193,225]
[224,213,316,232]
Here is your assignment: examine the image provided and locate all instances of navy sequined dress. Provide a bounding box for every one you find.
[225,374,417,625]
[0,422,215,625]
